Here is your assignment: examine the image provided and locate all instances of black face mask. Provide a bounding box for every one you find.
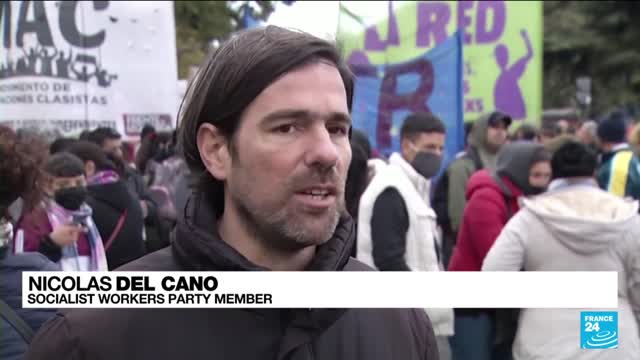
[54,187,88,211]
[528,186,547,195]
[411,152,442,179]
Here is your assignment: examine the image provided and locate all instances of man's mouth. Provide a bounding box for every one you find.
[300,188,332,200]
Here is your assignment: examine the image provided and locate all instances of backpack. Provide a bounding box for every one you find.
[432,147,483,267]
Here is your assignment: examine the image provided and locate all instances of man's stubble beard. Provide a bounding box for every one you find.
[229,169,344,253]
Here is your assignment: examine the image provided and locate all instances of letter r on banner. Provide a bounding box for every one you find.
[377,59,434,150]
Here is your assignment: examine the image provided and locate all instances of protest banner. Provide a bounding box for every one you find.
[0,1,178,139]
[349,30,464,163]
[337,1,543,125]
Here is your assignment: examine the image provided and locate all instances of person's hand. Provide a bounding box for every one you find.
[49,224,84,247]
[140,201,148,218]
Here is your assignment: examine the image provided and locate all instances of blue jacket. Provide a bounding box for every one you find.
[1,250,59,360]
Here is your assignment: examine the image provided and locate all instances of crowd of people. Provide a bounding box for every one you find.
[1,25,640,360]
[350,108,640,360]
[0,123,187,358]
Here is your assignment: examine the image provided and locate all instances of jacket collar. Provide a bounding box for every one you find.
[612,143,630,152]
[171,193,356,272]
[547,177,599,192]
[389,153,431,204]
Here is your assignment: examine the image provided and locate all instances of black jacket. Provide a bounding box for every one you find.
[26,194,439,360]
[87,181,145,270]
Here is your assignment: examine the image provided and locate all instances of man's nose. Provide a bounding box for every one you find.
[304,126,340,171]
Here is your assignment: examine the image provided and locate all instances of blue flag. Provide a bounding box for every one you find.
[242,5,260,29]
[349,31,464,169]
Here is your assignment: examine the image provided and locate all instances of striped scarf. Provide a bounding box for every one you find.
[87,170,120,186]
[47,201,108,271]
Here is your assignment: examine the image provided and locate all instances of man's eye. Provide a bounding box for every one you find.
[328,126,348,135]
[274,124,295,134]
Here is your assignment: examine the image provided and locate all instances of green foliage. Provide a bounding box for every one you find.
[544,1,640,116]
[174,1,276,79]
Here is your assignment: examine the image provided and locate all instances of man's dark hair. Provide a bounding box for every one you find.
[541,122,561,138]
[551,140,598,179]
[178,26,354,211]
[400,112,446,142]
[86,127,121,147]
[351,129,371,159]
[44,152,85,178]
[66,141,124,177]
[141,124,156,142]
[514,124,539,141]
[49,137,78,154]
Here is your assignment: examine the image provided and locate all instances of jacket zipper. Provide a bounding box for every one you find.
[307,344,315,360]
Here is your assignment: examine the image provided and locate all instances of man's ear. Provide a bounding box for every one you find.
[197,123,231,181]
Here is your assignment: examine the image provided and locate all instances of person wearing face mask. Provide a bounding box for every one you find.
[448,142,551,360]
[357,112,454,360]
[65,141,146,270]
[13,152,108,272]
[0,126,59,360]
[433,111,511,269]
[483,141,640,360]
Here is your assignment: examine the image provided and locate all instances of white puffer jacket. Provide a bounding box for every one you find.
[358,153,454,336]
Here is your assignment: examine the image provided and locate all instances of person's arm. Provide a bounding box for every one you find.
[371,188,411,271]
[627,251,640,335]
[126,169,158,220]
[465,188,509,264]
[511,29,533,78]
[482,213,527,271]
[25,314,80,360]
[447,160,474,232]
[407,308,439,360]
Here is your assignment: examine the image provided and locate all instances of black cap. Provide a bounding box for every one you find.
[488,111,512,128]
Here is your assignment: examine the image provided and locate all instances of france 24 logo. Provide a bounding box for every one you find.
[580,311,618,349]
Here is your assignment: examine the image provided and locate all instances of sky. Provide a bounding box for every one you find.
[267,1,340,40]
[266,1,394,40]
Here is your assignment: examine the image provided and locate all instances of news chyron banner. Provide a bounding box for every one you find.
[0,1,178,140]
[23,272,618,309]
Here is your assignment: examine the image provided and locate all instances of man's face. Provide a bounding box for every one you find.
[46,175,86,196]
[102,138,123,159]
[403,132,445,163]
[528,161,552,189]
[577,125,595,145]
[486,124,508,149]
[220,61,351,250]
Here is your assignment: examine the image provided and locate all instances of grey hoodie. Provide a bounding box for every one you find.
[495,142,549,195]
[483,184,640,360]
